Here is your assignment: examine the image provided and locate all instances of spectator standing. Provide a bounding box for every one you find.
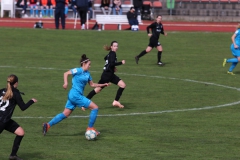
[100,0,112,15]
[76,0,88,30]
[112,0,122,15]
[133,0,142,17]
[55,0,66,29]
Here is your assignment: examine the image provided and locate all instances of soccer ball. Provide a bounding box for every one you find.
[85,130,97,140]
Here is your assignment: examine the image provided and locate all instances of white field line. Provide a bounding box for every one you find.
[1,65,240,119]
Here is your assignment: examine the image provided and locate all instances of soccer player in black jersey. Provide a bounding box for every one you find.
[0,74,37,160]
[135,15,167,65]
[86,41,126,108]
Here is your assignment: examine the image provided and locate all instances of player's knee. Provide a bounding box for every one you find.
[238,57,240,61]
[15,127,25,136]
[122,83,126,88]
[95,87,102,93]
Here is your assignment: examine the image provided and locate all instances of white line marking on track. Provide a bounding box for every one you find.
[1,65,240,118]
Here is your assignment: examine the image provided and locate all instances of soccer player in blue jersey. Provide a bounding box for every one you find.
[223,24,240,75]
[135,15,167,66]
[86,41,126,108]
[42,54,109,136]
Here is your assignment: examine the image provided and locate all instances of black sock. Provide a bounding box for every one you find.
[137,50,147,58]
[158,51,162,62]
[87,89,97,99]
[87,90,96,99]
[10,135,24,156]
[115,87,125,101]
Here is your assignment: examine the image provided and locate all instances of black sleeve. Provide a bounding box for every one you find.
[161,24,165,35]
[108,52,122,67]
[15,92,34,111]
[146,23,156,34]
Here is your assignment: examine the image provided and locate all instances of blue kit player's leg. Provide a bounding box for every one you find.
[48,113,67,127]
[42,100,75,136]
[223,44,240,75]
[88,109,98,128]
[80,96,100,135]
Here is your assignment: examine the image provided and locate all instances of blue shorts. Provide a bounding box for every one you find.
[230,44,240,57]
[65,92,91,110]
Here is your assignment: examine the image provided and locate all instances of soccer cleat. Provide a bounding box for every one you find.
[9,155,23,160]
[157,61,165,66]
[112,100,124,108]
[42,123,50,136]
[86,127,100,136]
[81,24,85,30]
[227,71,235,75]
[135,56,139,64]
[223,58,227,67]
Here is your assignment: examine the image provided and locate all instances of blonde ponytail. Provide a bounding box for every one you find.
[3,74,18,101]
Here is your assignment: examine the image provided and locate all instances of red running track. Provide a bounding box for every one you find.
[0,18,237,32]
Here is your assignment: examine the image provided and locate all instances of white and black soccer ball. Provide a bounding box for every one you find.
[85,130,97,140]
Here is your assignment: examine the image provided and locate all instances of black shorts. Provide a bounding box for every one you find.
[0,119,20,134]
[148,37,161,48]
[98,71,121,87]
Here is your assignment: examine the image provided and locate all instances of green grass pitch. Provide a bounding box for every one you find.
[0,28,240,160]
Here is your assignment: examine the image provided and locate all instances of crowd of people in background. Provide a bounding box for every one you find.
[14,0,143,19]
[13,0,144,31]
[15,0,94,19]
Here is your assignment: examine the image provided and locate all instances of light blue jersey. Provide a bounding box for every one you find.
[70,68,92,95]
[230,29,240,57]
[234,29,240,46]
[65,68,92,110]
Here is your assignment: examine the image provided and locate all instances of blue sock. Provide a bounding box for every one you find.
[227,58,238,63]
[46,9,49,17]
[30,8,33,15]
[88,109,98,128]
[65,6,68,15]
[41,9,45,16]
[36,9,39,15]
[229,62,238,72]
[50,8,53,17]
[48,113,67,127]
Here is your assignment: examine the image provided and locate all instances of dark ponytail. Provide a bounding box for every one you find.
[80,54,90,66]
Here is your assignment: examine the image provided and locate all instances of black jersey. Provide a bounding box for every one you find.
[103,51,123,73]
[146,22,165,40]
[0,87,34,123]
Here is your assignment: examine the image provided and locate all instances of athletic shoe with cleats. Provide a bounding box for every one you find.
[135,56,139,64]
[42,123,50,136]
[112,100,124,108]
[157,62,165,66]
[9,155,23,160]
[86,127,100,136]
[223,58,227,67]
[227,71,235,75]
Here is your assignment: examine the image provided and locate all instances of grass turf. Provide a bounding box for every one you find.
[0,28,240,160]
